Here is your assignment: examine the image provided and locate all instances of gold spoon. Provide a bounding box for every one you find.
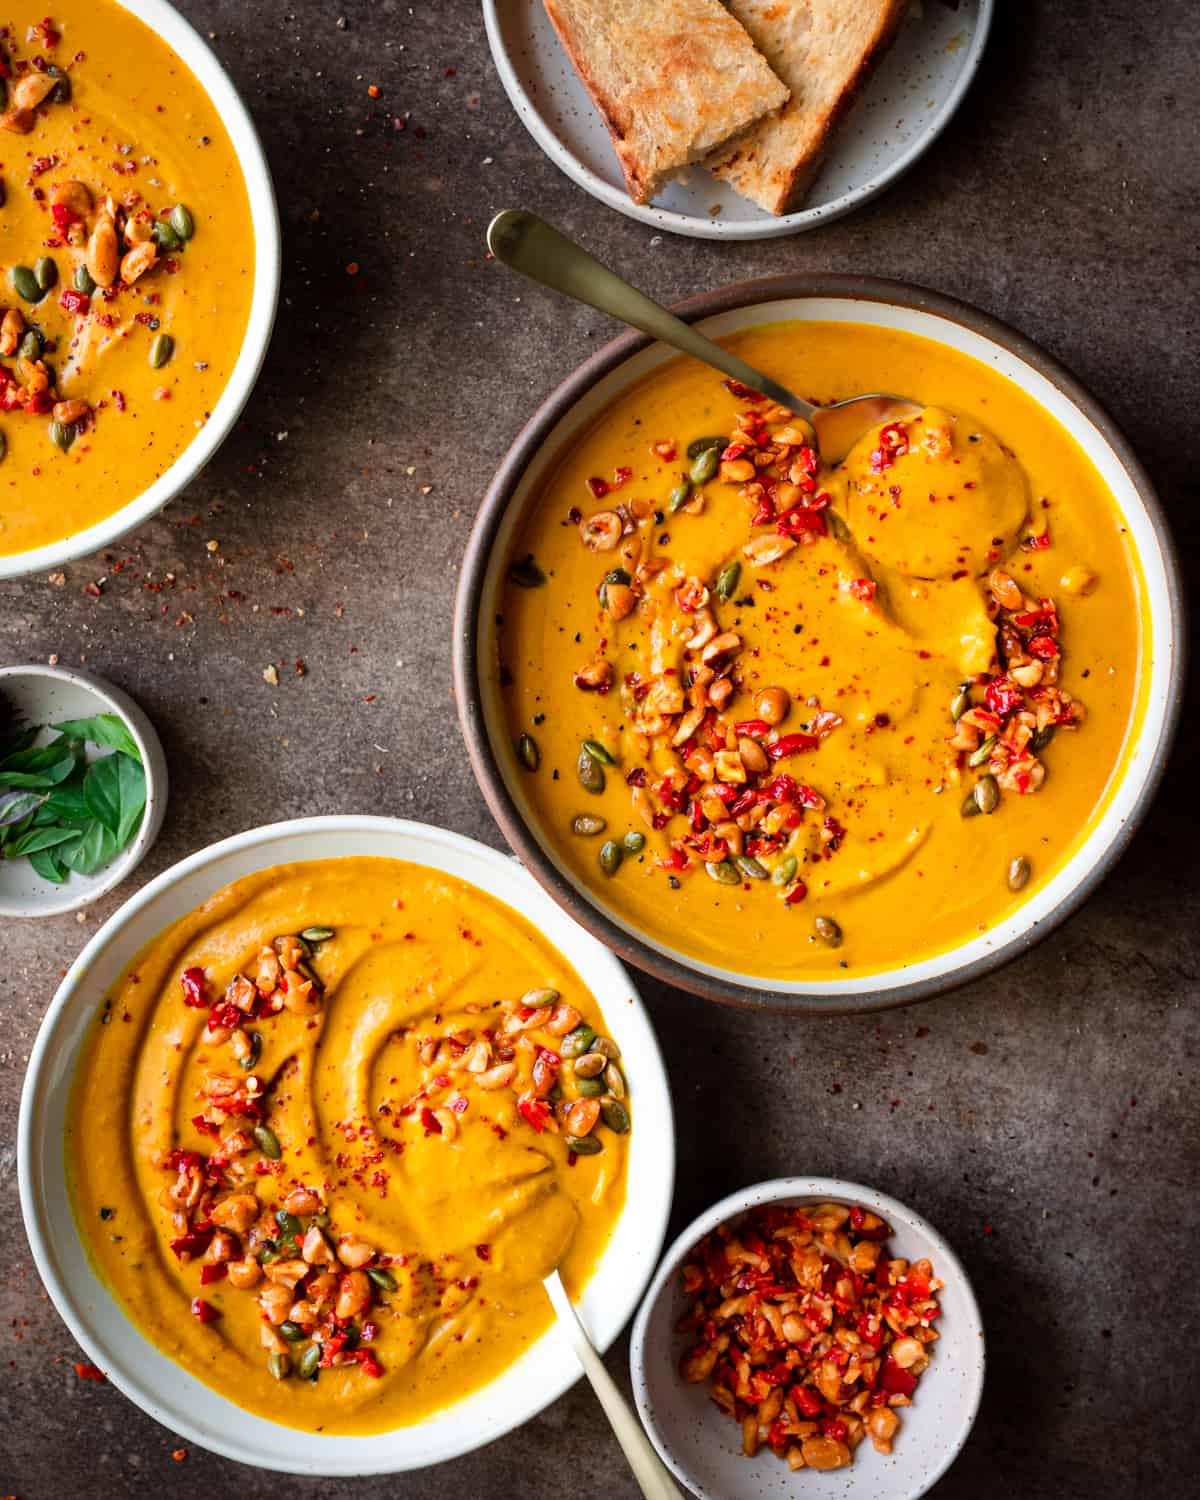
[487,209,919,463]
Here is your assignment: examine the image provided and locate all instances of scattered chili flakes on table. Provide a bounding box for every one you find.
[678,1202,941,1472]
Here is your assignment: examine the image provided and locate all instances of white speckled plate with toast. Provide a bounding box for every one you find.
[484,0,993,240]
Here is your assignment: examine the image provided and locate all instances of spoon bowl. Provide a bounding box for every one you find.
[486,210,918,461]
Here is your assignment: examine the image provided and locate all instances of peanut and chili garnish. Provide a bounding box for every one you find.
[163,931,631,1384]
[0,25,197,460]
[678,1202,942,1473]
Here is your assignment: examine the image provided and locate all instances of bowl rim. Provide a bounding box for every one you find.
[627,1175,986,1500]
[0,0,282,581]
[17,814,676,1473]
[0,662,168,916]
[481,0,995,242]
[452,273,1187,1016]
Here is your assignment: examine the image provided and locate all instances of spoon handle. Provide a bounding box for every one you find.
[488,209,810,419]
[543,1271,685,1500]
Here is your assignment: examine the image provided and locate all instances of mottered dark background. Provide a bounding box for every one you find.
[2,1,1198,1496]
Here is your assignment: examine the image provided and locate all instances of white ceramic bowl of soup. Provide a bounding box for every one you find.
[0,0,280,580]
[18,816,675,1473]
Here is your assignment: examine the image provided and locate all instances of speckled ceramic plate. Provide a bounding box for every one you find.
[483,0,993,240]
[630,1178,985,1498]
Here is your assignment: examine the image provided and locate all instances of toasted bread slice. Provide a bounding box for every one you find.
[543,0,789,205]
[708,0,909,215]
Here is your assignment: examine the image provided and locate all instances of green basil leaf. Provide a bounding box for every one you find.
[0,744,77,788]
[51,714,142,763]
[62,820,119,875]
[0,789,45,828]
[114,757,147,848]
[28,847,69,884]
[83,755,123,834]
[37,782,92,822]
[8,825,84,857]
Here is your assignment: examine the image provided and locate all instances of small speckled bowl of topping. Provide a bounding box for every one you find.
[630,1177,984,1499]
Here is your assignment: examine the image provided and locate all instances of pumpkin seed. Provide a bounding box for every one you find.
[686,435,724,459]
[582,738,616,766]
[716,560,741,600]
[152,219,182,253]
[621,830,645,855]
[508,555,545,588]
[11,265,43,303]
[575,1076,605,1098]
[521,986,559,1008]
[74,264,96,294]
[313,1211,330,1227]
[814,915,842,948]
[572,813,606,837]
[603,1062,625,1099]
[689,446,719,485]
[973,775,1000,815]
[254,1124,282,1160]
[279,1320,306,1343]
[239,1030,263,1070]
[668,479,692,511]
[297,1343,321,1380]
[950,687,971,722]
[47,65,70,103]
[598,566,631,605]
[735,854,768,881]
[48,421,75,452]
[1007,855,1031,891]
[825,508,852,543]
[564,1133,603,1155]
[275,1209,302,1238]
[591,1036,620,1060]
[771,854,798,886]
[573,1052,606,1079]
[600,1098,631,1134]
[34,255,57,291]
[268,1352,291,1381]
[149,333,175,368]
[599,839,623,877]
[576,746,605,794]
[297,958,324,993]
[1031,724,1056,753]
[705,859,740,885]
[18,328,42,360]
[967,734,996,768]
[961,791,982,818]
[366,1266,397,1292]
[170,203,195,241]
[0,431,5,465]
[299,926,334,944]
[560,1025,596,1059]
[517,732,539,771]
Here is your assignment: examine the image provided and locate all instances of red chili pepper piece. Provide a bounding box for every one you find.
[199,1262,227,1286]
[733,719,770,738]
[180,967,208,1008]
[880,1357,917,1396]
[356,1349,384,1378]
[517,1096,550,1133]
[74,1363,107,1381]
[169,1228,215,1260]
[984,676,1023,716]
[722,378,765,402]
[848,578,876,602]
[796,1386,824,1417]
[613,466,632,486]
[820,1416,848,1441]
[783,881,808,905]
[767,733,819,760]
[419,1106,442,1136]
[190,1298,220,1323]
[1028,634,1059,660]
[191,1114,220,1137]
[58,288,90,315]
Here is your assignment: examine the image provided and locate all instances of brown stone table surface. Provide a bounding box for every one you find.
[2,1,1197,1496]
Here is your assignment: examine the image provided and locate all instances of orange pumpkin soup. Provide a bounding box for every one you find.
[67,859,630,1433]
[498,320,1148,981]
[0,4,254,555]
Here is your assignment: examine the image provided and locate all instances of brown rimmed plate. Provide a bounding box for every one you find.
[453,276,1184,1014]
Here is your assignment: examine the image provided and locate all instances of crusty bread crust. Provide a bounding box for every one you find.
[708,0,909,215]
[543,0,789,205]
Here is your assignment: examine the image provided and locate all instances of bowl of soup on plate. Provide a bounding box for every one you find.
[19,817,674,1473]
[454,279,1182,1012]
[0,0,279,577]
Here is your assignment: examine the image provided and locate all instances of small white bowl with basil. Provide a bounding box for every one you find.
[0,665,167,917]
